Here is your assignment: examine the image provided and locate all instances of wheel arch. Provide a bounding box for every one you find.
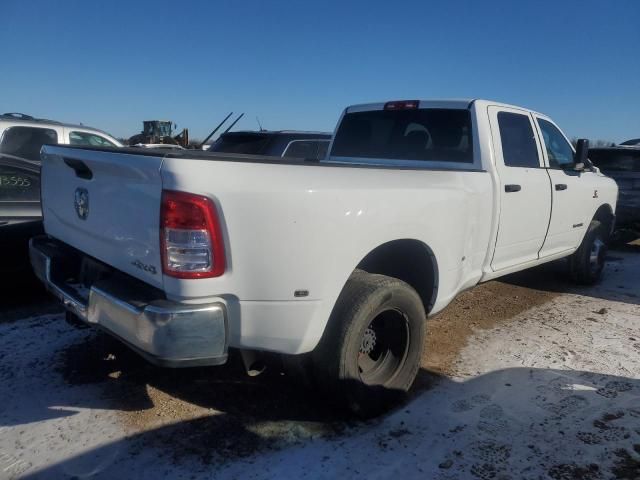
[354,238,439,314]
[592,203,615,236]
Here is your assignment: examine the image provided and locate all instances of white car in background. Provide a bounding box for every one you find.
[0,113,122,162]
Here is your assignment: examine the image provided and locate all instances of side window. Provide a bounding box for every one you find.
[0,126,58,162]
[316,140,330,160]
[497,112,540,168]
[536,119,575,169]
[283,140,321,159]
[69,131,117,147]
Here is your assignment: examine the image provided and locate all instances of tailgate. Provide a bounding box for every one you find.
[41,145,165,288]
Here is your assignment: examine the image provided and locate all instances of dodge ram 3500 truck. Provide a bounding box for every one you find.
[31,99,617,417]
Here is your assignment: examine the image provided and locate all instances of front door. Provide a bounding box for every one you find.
[488,106,552,271]
[534,116,598,257]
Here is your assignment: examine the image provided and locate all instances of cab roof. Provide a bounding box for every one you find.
[345,99,545,117]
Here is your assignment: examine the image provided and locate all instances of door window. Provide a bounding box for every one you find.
[0,126,58,162]
[497,112,540,168]
[537,119,575,169]
[69,131,117,147]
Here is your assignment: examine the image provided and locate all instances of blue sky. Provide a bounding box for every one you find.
[2,0,639,142]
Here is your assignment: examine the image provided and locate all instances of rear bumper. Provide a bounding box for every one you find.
[29,236,228,367]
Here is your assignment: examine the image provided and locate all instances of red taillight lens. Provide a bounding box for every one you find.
[383,100,420,110]
[160,190,225,278]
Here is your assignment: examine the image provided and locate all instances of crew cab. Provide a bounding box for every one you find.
[30,99,617,417]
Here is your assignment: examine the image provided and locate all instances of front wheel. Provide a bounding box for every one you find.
[312,272,426,418]
[569,220,608,285]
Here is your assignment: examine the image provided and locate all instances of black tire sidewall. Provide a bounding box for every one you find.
[319,274,426,417]
[571,221,607,285]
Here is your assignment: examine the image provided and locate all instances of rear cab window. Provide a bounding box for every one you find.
[0,126,58,162]
[330,106,474,168]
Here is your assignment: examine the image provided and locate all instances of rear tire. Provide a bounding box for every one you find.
[569,220,608,285]
[312,272,426,418]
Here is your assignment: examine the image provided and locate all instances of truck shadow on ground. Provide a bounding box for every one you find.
[499,246,640,306]
[20,363,640,480]
[0,275,61,323]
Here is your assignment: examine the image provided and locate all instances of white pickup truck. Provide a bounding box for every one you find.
[31,99,617,416]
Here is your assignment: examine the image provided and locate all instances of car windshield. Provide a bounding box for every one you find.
[331,108,473,163]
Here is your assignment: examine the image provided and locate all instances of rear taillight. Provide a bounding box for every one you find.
[384,100,420,110]
[160,190,225,278]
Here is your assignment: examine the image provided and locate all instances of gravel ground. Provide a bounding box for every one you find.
[0,245,638,479]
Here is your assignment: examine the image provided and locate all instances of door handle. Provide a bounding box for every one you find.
[555,184,567,191]
[504,184,521,193]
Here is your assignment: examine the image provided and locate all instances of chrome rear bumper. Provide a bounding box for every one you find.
[29,236,228,367]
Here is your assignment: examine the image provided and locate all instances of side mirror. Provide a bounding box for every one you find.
[574,138,589,170]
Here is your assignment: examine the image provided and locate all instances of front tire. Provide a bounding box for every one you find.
[312,272,426,418]
[569,220,608,285]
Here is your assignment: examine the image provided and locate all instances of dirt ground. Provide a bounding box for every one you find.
[0,242,638,479]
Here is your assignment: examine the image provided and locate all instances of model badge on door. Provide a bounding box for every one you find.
[593,190,598,199]
[74,188,89,220]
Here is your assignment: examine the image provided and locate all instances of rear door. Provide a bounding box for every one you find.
[40,145,165,288]
[534,116,597,257]
[488,106,552,271]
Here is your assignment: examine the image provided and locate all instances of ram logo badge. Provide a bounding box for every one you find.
[74,188,89,220]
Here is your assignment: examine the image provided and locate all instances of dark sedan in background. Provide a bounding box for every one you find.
[0,153,42,277]
[589,146,640,229]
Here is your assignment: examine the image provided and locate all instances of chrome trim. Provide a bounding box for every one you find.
[29,237,228,367]
[29,243,87,319]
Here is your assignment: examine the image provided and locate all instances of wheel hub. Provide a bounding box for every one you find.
[360,327,377,355]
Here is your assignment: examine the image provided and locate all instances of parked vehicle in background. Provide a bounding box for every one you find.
[208,130,331,160]
[0,153,42,277]
[589,146,640,228]
[32,99,617,417]
[0,113,122,163]
[131,143,186,150]
[0,113,121,279]
[620,138,640,147]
